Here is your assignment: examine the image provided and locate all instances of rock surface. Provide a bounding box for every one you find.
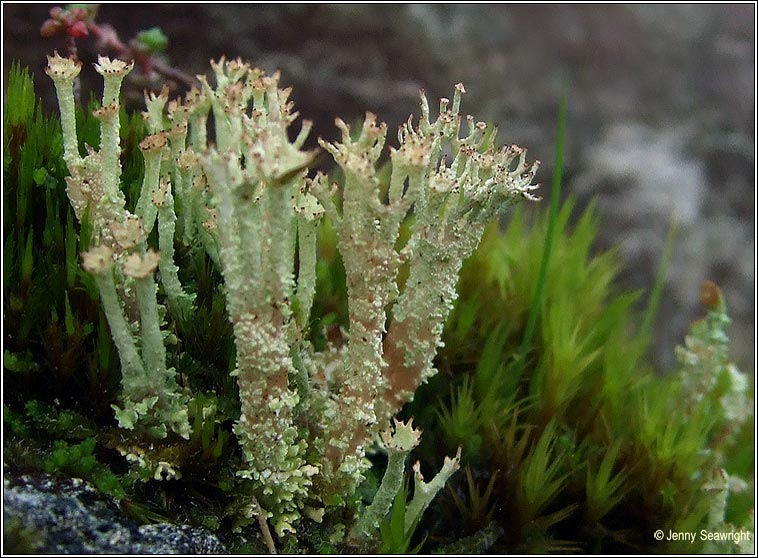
[3,473,227,554]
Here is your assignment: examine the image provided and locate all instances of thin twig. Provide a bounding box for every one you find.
[151,58,201,89]
[251,495,277,554]
[42,8,201,91]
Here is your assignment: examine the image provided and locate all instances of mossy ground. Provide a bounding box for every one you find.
[3,63,753,554]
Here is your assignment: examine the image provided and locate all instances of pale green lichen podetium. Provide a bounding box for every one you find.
[138,90,196,320]
[675,281,751,426]
[381,84,540,416]
[347,419,461,544]
[310,112,423,490]
[93,57,133,212]
[348,418,423,542]
[310,83,540,486]
[198,58,322,536]
[44,52,81,166]
[46,53,190,440]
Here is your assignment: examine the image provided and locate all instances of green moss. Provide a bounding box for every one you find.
[4,64,123,414]
[3,516,44,554]
[405,198,753,553]
[41,438,126,499]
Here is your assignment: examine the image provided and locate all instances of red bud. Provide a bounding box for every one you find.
[66,20,89,39]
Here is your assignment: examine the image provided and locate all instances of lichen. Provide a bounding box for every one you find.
[47,53,538,543]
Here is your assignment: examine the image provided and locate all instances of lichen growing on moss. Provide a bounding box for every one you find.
[39,52,538,542]
[3,51,752,554]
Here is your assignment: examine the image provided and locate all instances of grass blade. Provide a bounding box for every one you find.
[515,86,568,375]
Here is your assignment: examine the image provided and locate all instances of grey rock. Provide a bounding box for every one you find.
[3,473,227,554]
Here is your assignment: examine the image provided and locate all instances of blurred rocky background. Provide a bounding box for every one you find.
[3,4,754,374]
